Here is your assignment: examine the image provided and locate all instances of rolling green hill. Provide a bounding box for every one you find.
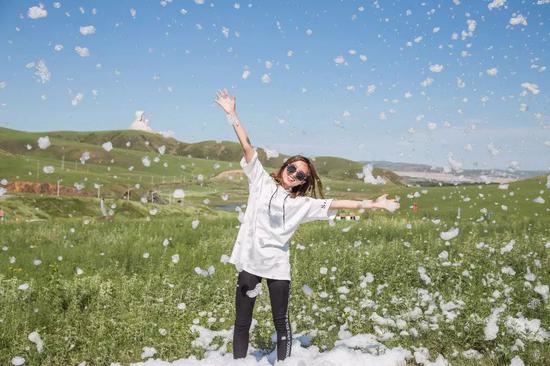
[0,127,403,197]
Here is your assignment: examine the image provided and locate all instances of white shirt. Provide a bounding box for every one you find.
[229,151,337,280]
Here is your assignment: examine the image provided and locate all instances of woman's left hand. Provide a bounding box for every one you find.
[374,194,400,213]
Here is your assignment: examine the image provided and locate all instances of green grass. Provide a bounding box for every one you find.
[0,177,548,365]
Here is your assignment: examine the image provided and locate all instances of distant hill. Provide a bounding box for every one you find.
[362,159,545,179]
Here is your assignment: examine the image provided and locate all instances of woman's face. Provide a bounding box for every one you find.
[281,160,310,189]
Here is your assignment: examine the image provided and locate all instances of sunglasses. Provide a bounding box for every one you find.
[286,164,308,182]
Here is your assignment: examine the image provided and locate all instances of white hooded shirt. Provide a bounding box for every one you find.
[229,151,337,280]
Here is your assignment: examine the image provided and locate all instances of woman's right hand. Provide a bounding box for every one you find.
[215,89,236,116]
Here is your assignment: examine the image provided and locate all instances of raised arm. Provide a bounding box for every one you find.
[215,89,255,163]
[329,194,400,213]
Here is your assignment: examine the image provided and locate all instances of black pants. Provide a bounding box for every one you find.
[233,270,292,360]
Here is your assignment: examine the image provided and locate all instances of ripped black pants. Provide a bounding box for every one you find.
[233,270,292,361]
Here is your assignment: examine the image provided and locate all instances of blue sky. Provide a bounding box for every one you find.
[0,0,549,171]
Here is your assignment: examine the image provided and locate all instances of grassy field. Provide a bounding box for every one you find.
[0,175,548,365]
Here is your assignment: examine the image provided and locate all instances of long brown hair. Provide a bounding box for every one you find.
[270,155,324,198]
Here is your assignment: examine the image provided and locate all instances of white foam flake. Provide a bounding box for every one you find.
[505,315,549,342]
[533,196,545,204]
[440,227,459,241]
[142,156,151,167]
[37,136,51,149]
[418,266,432,285]
[487,143,500,156]
[484,306,505,340]
[534,284,549,302]
[246,283,262,298]
[241,69,251,80]
[500,239,515,254]
[32,60,51,83]
[486,68,498,76]
[28,5,47,19]
[521,82,539,95]
[510,356,525,366]
[75,46,90,57]
[192,219,200,229]
[71,93,84,106]
[102,141,113,152]
[488,0,506,9]
[80,25,96,35]
[11,356,25,366]
[54,44,64,51]
[361,164,385,185]
[510,14,528,26]
[28,331,44,353]
[194,265,215,277]
[429,64,443,73]
[260,74,271,84]
[42,165,55,174]
[140,346,157,359]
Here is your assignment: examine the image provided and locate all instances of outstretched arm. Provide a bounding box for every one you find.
[329,194,400,213]
[215,89,255,163]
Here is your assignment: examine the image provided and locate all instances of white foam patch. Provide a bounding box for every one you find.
[129,331,410,366]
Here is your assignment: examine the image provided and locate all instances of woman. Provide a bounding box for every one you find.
[215,89,399,361]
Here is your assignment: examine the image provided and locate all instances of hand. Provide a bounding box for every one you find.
[374,194,400,213]
[215,89,236,116]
